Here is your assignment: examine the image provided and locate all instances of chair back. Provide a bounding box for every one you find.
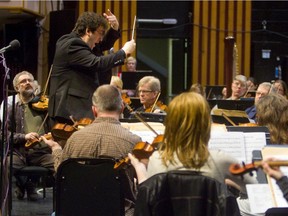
[55,158,125,216]
[134,170,227,216]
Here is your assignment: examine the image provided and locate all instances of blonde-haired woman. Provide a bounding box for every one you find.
[129,92,258,216]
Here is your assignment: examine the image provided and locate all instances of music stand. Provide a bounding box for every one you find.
[205,85,226,100]
[121,71,153,90]
[215,99,254,111]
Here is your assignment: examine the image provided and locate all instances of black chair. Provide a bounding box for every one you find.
[15,166,52,199]
[134,170,239,216]
[55,158,125,216]
[265,208,288,215]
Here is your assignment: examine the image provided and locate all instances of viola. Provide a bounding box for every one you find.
[114,134,164,170]
[25,133,52,149]
[229,160,288,176]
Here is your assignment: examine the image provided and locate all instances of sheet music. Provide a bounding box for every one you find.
[243,132,266,163]
[209,132,266,163]
[264,155,288,208]
[246,184,274,213]
[208,132,246,162]
[121,122,165,143]
[247,152,288,213]
[130,130,162,143]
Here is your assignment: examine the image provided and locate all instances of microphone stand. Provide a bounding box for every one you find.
[0,52,15,216]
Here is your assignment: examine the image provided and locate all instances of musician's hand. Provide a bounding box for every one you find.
[262,158,284,180]
[122,39,136,55]
[41,136,62,151]
[25,132,39,141]
[103,9,119,31]
[128,153,148,184]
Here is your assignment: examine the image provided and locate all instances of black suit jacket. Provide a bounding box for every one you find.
[48,31,125,123]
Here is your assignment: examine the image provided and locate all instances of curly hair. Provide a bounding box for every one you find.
[256,93,288,144]
[160,92,211,169]
[72,11,108,37]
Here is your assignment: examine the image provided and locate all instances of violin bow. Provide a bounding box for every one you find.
[135,111,159,136]
[206,88,212,100]
[150,92,161,113]
[243,85,252,98]
[131,15,136,40]
[37,113,49,134]
[42,64,53,97]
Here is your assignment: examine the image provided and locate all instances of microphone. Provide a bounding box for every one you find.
[0,39,21,54]
[137,18,177,25]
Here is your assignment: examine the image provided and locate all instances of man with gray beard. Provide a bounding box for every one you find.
[7,71,54,201]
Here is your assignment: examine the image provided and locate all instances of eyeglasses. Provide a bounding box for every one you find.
[138,90,153,94]
[233,81,246,88]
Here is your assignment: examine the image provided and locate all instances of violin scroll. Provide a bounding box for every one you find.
[229,160,288,176]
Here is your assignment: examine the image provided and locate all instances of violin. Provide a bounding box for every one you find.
[114,112,164,169]
[51,117,93,141]
[31,95,49,111]
[31,65,53,111]
[145,92,167,113]
[76,118,93,129]
[145,101,168,113]
[25,133,52,149]
[114,134,164,170]
[122,92,132,106]
[229,160,288,176]
[238,123,258,127]
[51,123,77,141]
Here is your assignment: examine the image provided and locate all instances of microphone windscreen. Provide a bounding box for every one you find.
[9,39,20,50]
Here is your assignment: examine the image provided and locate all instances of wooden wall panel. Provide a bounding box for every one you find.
[192,0,251,86]
[76,1,251,87]
[78,0,136,72]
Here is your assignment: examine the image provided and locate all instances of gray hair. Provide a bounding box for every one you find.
[258,82,272,91]
[138,76,161,92]
[13,71,34,91]
[92,85,122,113]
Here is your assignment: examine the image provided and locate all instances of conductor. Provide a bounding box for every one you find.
[48,11,136,125]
